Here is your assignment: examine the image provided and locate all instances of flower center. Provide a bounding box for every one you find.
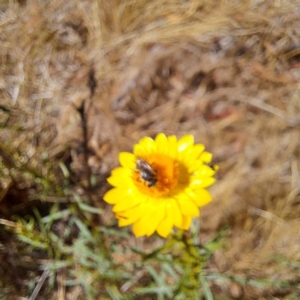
[133,153,179,197]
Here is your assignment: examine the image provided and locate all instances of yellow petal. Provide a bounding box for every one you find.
[138,136,157,154]
[132,220,147,237]
[200,151,212,163]
[132,200,164,237]
[111,167,131,177]
[134,144,147,158]
[190,177,216,188]
[119,152,136,169]
[145,205,165,236]
[176,194,200,217]
[193,143,205,157]
[193,165,215,178]
[212,165,219,172]
[107,176,133,188]
[131,202,152,237]
[188,160,204,173]
[119,216,136,227]
[117,204,143,226]
[155,133,168,154]
[178,135,194,152]
[103,187,131,204]
[179,215,192,230]
[107,167,134,187]
[193,189,212,207]
[166,199,182,228]
[157,215,173,238]
[181,144,205,167]
[117,217,135,227]
[167,135,178,158]
[112,192,144,212]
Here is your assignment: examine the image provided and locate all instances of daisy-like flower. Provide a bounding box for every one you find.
[104,133,218,238]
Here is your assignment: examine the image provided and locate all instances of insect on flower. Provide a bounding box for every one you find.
[136,158,157,187]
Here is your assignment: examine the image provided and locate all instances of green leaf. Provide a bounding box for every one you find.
[18,236,48,249]
[78,202,103,214]
[42,209,71,223]
[199,275,213,300]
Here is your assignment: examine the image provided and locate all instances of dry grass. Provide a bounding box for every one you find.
[1,0,300,299]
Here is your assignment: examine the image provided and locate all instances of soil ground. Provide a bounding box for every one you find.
[1,1,300,299]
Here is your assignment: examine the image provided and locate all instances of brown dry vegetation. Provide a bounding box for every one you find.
[1,0,300,299]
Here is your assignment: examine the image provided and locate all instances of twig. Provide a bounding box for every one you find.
[0,218,19,228]
[76,100,92,191]
[88,68,97,98]
[29,269,51,300]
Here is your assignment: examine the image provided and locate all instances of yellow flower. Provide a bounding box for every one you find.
[104,133,218,238]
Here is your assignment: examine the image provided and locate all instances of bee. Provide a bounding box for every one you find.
[136,158,157,187]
